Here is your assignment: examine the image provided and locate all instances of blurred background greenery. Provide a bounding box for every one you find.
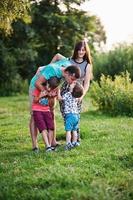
[0,0,133,98]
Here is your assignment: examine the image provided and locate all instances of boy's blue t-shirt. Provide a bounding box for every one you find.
[30,58,71,89]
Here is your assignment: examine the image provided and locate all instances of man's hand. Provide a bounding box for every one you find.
[48,89,58,97]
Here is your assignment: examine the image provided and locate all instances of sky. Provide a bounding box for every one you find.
[81,0,133,49]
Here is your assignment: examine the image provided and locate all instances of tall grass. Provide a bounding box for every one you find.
[0,94,133,200]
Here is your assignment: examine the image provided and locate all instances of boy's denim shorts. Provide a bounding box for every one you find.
[65,113,79,131]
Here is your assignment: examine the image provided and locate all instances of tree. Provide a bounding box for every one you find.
[0,0,30,34]
[0,0,107,95]
[31,0,106,64]
[93,43,133,81]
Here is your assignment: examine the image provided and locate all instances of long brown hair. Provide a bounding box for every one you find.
[72,40,93,80]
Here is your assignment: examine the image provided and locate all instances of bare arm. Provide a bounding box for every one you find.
[81,64,92,100]
[33,95,41,103]
[33,90,48,103]
[84,65,91,93]
[33,96,39,103]
[57,88,63,101]
[35,76,47,92]
[50,53,65,63]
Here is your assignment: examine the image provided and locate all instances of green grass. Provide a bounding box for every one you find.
[0,94,133,200]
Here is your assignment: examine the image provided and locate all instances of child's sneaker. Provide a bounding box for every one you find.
[76,142,80,146]
[72,142,80,147]
[65,142,73,150]
[51,146,56,151]
[46,147,52,152]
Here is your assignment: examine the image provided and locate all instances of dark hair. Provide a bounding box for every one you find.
[72,82,84,98]
[64,65,81,79]
[72,40,93,80]
[47,77,61,89]
[72,40,92,64]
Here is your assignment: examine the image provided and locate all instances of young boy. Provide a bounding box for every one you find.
[32,77,60,152]
[58,81,84,150]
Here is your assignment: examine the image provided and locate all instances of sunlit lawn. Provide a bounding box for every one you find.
[0,94,133,200]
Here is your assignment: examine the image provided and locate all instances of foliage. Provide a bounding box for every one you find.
[31,0,106,64]
[0,95,133,199]
[0,69,29,96]
[93,43,133,81]
[0,20,37,96]
[11,20,38,80]
[0,0,106,96]
[0,0,31,34]
[90,71,133,116]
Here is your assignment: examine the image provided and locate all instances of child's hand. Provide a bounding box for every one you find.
[78,96,83,102]
[69,81,76,92]
[40,90,48,98]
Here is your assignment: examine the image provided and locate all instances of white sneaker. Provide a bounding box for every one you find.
[65,142,73,150]
[46,147,52,152]
[72,142,80,147]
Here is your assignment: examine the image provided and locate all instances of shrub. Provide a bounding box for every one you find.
[90,71,133,116]
[93,43,133,81]
[0,74,29,96]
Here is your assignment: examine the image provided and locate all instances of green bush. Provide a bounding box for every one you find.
[90,71,133,116]
[93,43,133,81]
[0,73,29,96]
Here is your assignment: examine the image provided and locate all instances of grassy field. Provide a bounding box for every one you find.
[0,94,133,200]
